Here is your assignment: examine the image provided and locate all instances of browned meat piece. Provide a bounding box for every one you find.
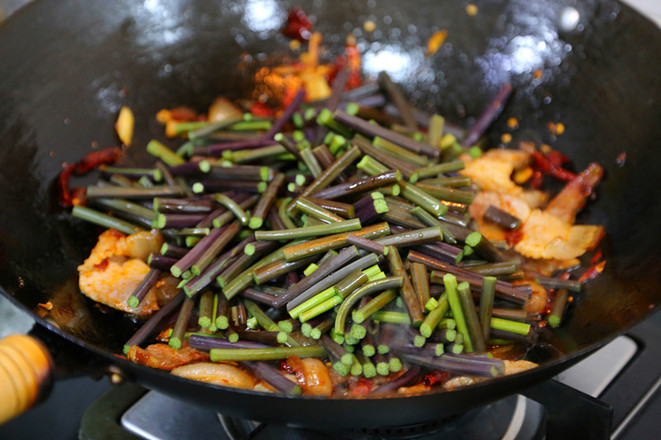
[78,229,165,316]
[545,162,603,224]
[171,362,256,390]
[127,343,209,371]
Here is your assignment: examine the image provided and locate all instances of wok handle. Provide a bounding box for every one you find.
[0,334,54,425]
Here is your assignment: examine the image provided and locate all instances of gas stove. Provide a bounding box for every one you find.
[100,311,661,440]
[1,293,660,439]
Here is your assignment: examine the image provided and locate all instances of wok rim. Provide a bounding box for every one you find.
[0,0,660,427]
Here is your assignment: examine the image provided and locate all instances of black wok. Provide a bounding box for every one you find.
[1,0,660,429]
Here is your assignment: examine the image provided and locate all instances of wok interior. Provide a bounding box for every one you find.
[0,0,660,427]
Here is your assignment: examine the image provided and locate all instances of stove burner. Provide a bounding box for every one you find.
[219,395,545,439]
[78,330,660,440]
[119,390,544,440]
[219,411,466,440]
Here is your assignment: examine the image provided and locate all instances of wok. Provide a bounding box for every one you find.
[0,0,660,429]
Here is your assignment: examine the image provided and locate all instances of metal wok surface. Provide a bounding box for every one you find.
[0,0,660,429]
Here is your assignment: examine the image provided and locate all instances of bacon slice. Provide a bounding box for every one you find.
[78,229,165,316]
[514,210,604,260]
[171,362,255,389]
[127,343,209,371]
[286,356,333,397]
[545,162,603,224]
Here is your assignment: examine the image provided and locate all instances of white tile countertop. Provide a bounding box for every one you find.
[623,0,661,27]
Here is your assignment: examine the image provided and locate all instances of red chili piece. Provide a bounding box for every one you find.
[74,147,121,174]
[70,187,88,207]
[545,149,570,167]
[59,147,122,206]
[529,169,544,190]
[349,378,373,396]
[249,101,275,118]
[558,271,572,281]
[531,150,576,182]
[423,370,450,387]
[58,165,76,206]
[342,43,363,89]
[282,7,313,42]
[578,260,606,284]
[329,43,363,90]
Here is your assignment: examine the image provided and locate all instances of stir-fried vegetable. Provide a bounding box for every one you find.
[61,14,605,398]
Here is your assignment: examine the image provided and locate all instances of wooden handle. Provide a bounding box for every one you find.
[0,334,53,425]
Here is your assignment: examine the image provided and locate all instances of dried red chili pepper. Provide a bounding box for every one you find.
[58,164,76,206]
[329,41,363,90]
[74,147,121,174]
[59,147,122,206]
[70,187,87,207]
[249,101,275,118]
[282,7,313,42]
[342,43,362,89]
[578,260,606,283]
[349,378,373,396]
[423,370,451,387]
[529,169,544,189]
[281,86,303,110]
[531,149,576,182]
[545,149,570,167]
